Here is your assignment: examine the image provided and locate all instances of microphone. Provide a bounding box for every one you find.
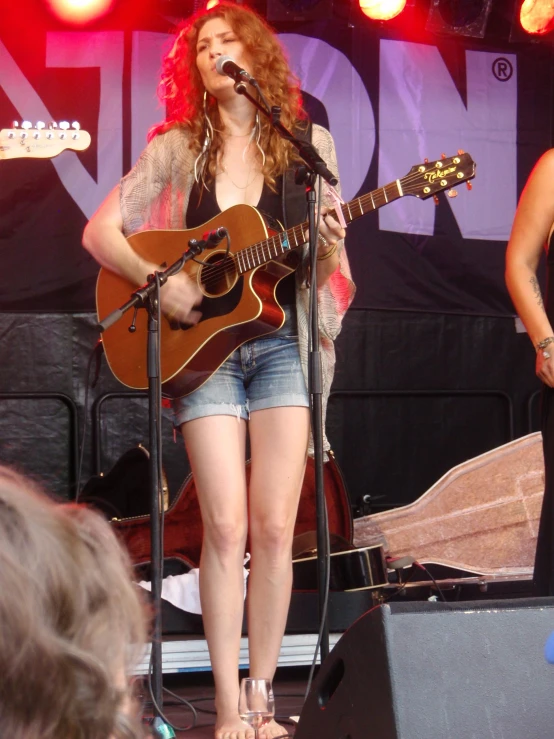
[215,55,253,84]
[203,227,228,247]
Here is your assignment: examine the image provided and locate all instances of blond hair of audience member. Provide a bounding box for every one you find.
[0,466,148,739]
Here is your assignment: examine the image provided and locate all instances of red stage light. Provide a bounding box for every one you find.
[520,0,554,35]
[358,0,407,21]
[46,0,114,25]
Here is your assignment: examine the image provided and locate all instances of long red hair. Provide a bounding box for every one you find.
[151,2,308,190]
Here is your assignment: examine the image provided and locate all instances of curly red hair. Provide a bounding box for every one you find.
[151,2,308,190]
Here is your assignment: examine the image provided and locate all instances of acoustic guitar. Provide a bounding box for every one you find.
[293,544,388,592]
[0,121,91,159]
[97,152,476,398]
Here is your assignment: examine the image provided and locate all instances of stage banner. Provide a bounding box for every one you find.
[0,1,551,313]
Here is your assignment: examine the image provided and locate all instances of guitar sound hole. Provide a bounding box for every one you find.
[199,251,238,298]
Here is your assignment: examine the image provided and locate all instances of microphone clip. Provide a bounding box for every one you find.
[188,226,228,253]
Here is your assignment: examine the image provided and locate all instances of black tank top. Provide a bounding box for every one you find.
[186,177,297,309]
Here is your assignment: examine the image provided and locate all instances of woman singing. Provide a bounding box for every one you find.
[83,4,355,737]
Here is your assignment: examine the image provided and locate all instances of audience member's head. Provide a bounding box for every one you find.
[0,466,148,739]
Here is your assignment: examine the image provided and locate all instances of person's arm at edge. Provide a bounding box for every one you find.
[506,149,554,386]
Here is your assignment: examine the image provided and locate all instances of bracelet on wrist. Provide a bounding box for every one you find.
[317,243,338,261]
[536,336,554,351]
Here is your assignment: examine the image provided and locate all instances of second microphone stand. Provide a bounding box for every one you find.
[231,76,339,662]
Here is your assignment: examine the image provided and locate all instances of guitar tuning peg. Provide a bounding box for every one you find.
[433,194,440,205]
[59,121,69,139]
[36,121,45,130]
[447,189,458,198]
[71,121,81,130]
[424,158,429,164]
[21,121,32,129]
[441,153,446,159]
[49,121,58,129]
[466,181,473,191]
[458,149,464,155]
[12,121,19,128]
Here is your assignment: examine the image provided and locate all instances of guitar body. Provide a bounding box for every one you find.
[97,205,297,398]
[96,153,476,397]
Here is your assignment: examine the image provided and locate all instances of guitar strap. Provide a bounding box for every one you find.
[281,120,313,230]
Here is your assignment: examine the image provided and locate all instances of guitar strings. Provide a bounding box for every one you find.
[196,166,469,290]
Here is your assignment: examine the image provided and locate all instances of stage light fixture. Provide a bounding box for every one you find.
[519,0,554,35]
[426,0,494,38]
[358,0,407,21]
[45,0,114,24]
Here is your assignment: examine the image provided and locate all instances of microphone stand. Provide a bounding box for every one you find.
[231,76,337,662]
[97,239,210,734]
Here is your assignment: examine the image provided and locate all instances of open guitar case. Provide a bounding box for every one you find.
[80,447,383,635]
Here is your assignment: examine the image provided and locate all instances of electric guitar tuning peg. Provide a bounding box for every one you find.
[433,194,440,205]
[466,181,473,191]
[71,121,81,130]
[12,121,19,128]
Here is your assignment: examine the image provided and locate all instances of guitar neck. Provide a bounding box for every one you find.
[234,179,402,275]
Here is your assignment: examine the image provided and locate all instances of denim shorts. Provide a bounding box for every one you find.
[173,328,309,426]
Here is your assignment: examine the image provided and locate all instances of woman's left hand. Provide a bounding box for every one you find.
[315,210,345,257]
[303,210,345,255]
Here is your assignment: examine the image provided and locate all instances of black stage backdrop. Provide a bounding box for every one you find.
[1,0,552,314]
[0,0,550,510]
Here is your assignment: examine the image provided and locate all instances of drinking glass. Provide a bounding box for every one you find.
[238,677,275,739]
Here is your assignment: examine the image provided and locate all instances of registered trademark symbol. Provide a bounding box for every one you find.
[492,58,514,81]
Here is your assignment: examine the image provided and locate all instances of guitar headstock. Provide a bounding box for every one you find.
[401,152,476,199]
[0,121,91,160]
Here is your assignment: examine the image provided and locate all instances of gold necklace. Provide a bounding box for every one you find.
[218,163,262,190]
[222,130,254,138]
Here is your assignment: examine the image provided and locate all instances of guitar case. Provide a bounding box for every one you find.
[80,448,365,634]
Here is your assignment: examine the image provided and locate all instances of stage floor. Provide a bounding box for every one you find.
[140,667,307,738]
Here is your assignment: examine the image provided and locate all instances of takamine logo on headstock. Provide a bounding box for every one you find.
[0,120,91,160]
[402,151,476,202]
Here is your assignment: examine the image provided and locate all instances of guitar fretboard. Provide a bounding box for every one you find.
[233,180,404,275]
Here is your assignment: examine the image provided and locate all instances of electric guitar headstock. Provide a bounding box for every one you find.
[401,151,476,201]
[0,121,91,160]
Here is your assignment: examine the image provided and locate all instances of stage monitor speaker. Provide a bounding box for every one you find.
[295,598,554,739]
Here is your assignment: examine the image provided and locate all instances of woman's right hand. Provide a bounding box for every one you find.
[159,269,203,325]
[537,348,554,388]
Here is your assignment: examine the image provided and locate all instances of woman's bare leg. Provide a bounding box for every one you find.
[246,406,310,739]
[182,415,253,739]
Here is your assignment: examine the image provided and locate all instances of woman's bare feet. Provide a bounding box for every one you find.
[258,719,289,739]
[215,713,255,739]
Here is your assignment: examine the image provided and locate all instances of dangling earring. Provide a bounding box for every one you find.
[247,110,265,167]
[194,90,214,187]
